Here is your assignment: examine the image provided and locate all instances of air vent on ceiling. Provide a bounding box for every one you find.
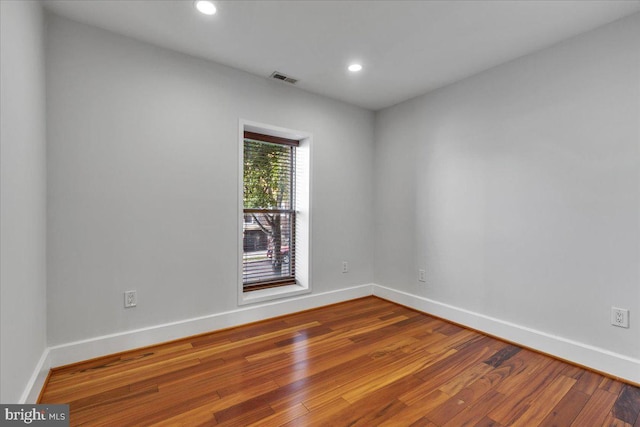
[270,71,298,85]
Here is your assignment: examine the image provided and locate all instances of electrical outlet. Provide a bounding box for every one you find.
[342,261,349,273]
[124,290,137,308]
[611,307,629,328]
[418,269,426,283]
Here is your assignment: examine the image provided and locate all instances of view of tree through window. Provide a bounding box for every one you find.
[242,133,298,291]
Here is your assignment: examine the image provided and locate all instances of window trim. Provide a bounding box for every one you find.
[238,120,312,306]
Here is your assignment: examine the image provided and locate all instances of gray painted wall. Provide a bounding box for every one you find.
[0,1,48,403]
[374,13,639,359]
[45,15,375,345]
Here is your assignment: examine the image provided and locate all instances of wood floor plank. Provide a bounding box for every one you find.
[272,327,436,389]
[422,362,499,425]
[409,419,439,427]
[44,357,202,402]
[433,366,510,426]
[489,358,568,425]
[483,344,521,368]
[249,402,309,427]
[340,348,452,404]
[426,393,470,425]
[438,361,494,397]
[280,397,352,427]
[318,375,424,427]
[538,388,590,427]
[474,415,505,427]
[379,389,451,427]
[38,297,637,426]
[510,374,576,426]
[601,414,633,427]
[601,377,626,394]
[301,350,422,410]
[613,384,640,425]
[571,388,619,427]
[214,399,275,425]
[442,389,509,427]
[572,369,604,395]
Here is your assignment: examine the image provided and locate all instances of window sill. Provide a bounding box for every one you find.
[239,283,310,306]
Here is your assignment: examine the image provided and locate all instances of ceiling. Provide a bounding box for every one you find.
[42,0,640,111]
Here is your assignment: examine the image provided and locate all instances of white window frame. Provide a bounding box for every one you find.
[238,119,312,305]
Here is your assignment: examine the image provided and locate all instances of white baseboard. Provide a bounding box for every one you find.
[46,284,373,370]
[372,284,640,384]
[20,348,51,404]
[24,281,639,401]
[22,284,370,402]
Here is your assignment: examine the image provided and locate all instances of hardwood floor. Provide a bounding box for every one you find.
[39,297,640,426]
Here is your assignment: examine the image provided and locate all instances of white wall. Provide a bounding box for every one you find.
[45,15,375,346]
[375,13,640,360]
[0,1,48,403]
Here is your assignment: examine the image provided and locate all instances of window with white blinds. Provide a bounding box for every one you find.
[242,131,299,291]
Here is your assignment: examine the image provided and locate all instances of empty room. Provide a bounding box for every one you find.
[1,0,639,425]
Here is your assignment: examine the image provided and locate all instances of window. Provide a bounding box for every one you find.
[242,131,298,291]
[239,121,311,305]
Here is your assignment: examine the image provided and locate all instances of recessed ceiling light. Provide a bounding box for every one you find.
[348,63,363,72]
[195,0,217,16]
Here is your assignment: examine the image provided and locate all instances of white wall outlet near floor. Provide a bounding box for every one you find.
[418,269,426,283]
[342,261,349,273]
[611,307,629,328]
[124,290,137,308]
